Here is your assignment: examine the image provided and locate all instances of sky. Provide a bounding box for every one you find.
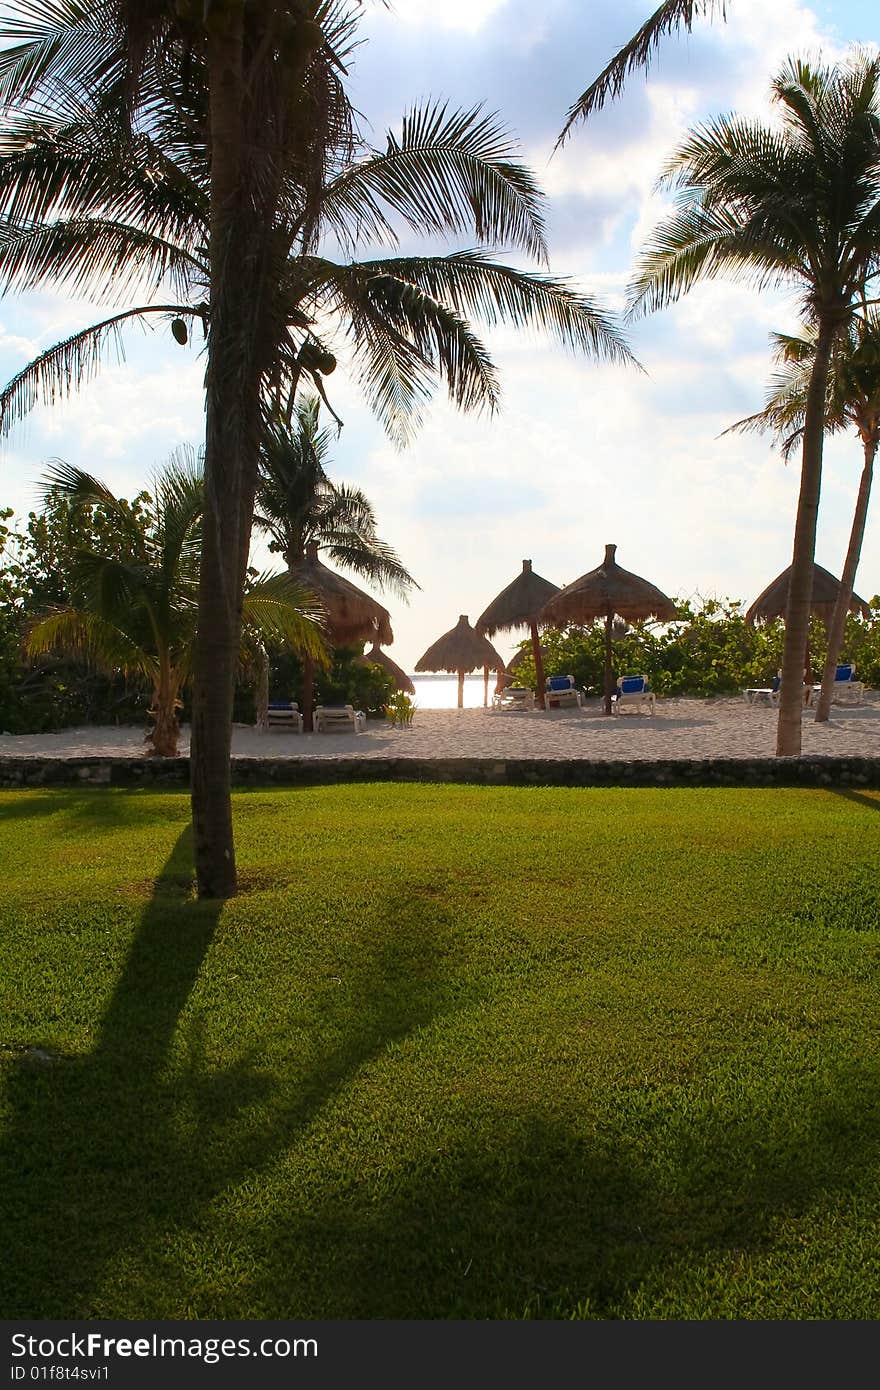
[1,0,879,671]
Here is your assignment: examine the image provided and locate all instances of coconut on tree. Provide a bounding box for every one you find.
[628,51,880,755]
[25,456,326,756]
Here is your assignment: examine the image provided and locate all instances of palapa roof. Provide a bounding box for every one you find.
[476,560,561,637]
[746,562,870,625]
[356,642,415,694]
[415,615,505,675]
[540,544,677,625]
[286,541,393,646]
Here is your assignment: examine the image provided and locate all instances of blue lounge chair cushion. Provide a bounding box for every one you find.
[268,701,294,710]
[547,675,574,691]
[835,665,853,682]
[619,676,646,694]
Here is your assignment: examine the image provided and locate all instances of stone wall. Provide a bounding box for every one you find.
[2,754,879,790]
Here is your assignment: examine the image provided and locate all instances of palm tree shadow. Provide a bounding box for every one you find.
[826,787,880,813]
[244,1059,880,1318]
[0,845,449,1316]
[0,826,218,1315]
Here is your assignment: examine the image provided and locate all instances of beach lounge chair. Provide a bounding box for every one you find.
[261,701,304,733]
[313,704,366,733]
[612,674,655,715]
[816,663,865,705]
[545,674,583,709]
[491,686,534,712]
[742,674,780,706]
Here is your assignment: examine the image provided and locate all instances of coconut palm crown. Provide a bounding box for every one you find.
[628,50,880,755]
[253,394,417,598]
[0,54,632,445]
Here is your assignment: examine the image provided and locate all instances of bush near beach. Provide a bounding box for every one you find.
[513,596,880,699]
[2,782,879,1320]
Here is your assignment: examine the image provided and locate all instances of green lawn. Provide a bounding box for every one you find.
[1,783,879,1319]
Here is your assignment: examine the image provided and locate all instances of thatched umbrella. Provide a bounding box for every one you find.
[476,559,561,709]
[540,543,677,715]
[415,615,505,708]
[746,562,870,683]
[356,640,416,695]
[286,541,393,728]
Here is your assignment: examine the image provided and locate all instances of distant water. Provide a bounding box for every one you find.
[410,674,500,709]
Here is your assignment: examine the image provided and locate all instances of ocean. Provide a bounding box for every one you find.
[410,674,502,709]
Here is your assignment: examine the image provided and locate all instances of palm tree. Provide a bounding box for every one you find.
[25,456,326,757]
[727,318,880,722]
[628,52,880,755]
[254,391,417,728]
[254,394,417,593]
[0,5,633,895]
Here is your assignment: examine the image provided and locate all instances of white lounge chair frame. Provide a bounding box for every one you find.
[811,664,865,706]
[545,678,583,709]
[742,686,778,706]
[261,702,304,733]
[491,687,534,712]
[612,676,655,715]
[313,704,366,733]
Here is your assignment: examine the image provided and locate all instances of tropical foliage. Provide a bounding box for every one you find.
[511,596,880,699]
[21,458,325,755]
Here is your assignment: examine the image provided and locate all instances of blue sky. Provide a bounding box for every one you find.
[1,0,879,670]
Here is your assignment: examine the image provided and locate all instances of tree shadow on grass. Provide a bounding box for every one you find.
[238,1059,880,1319]
[0,787,191,831]
[0,840,450,1317]
[826,787,880,814]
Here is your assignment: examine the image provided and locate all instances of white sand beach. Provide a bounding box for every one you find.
[2,694,879,762]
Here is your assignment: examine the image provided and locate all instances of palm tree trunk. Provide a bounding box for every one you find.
[776,318,837,756]
[814,433,877,722]
[531,621,546,709]
[148,662,181,758]
[302,652,315,731]
[255,641,269,730]
[604,612,614,715]
[190,13,264,898]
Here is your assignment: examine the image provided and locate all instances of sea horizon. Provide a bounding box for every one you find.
[409,674,504,709]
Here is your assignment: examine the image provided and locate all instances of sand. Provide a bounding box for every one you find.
[2,694,879,762]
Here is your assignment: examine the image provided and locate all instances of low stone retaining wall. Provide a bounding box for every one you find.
[2,754,879,790]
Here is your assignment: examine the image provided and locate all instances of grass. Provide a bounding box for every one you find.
[1,782,879,1319]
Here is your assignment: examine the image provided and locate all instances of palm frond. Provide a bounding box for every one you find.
[556,0,728,145]
[355,251,634,364]
[242,571,329,660]
[0,215,200,301]
[25,605,157,680]
[322,102,548,263]
[0,304,196,434]
[0,1,126,112]
[151,445,204,588]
